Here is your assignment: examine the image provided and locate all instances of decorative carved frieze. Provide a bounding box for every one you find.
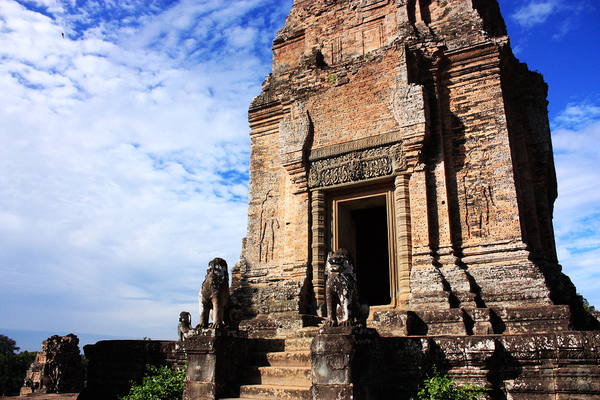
[308,143,406,189]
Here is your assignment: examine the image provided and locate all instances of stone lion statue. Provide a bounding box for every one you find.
[177,311,193,341]
[199,257,231,329]
[325,248,370,327]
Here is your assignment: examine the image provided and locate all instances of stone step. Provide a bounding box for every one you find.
[282,336,313,351]
[253,338,286,353]
[220,397,290,400]
[238,384,310,399]
[251,350,311,367]
[244,365,312,387]
[253,336,313,353]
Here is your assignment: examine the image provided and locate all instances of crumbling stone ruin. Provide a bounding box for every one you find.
[81,1,600,399]
[21,334,84,395]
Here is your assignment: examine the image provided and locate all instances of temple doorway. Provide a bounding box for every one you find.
[332,189,395,307]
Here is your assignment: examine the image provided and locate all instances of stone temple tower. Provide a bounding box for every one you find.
[80,2,600,399]
[232,0,592,336]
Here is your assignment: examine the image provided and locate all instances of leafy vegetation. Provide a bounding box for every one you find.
[412,367,488,400]
[579,294,596,312]
[0,335,36,396]
[121,364,186,400]
[0,335,18,356]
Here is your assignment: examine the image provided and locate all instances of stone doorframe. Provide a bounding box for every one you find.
[330,184,397,309]
[307,132,412,316]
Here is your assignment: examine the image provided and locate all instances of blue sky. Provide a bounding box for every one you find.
[0,0,598,352]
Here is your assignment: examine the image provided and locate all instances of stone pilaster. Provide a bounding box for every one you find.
[311,327,383,400]
[394,174,412,305]
[311,190,327,316]
[183,330,249,400]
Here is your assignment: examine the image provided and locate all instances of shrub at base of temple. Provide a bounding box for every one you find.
[412,367,489,400]
[121,364,186,400]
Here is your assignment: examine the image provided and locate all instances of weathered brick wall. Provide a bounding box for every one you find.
[380,331,600,399]
[234,0,588,331]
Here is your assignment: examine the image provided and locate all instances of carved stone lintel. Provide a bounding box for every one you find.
[308,143,406,189]
[309,131,404,161]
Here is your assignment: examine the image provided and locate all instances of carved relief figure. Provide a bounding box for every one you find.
[325,248,370,327]
[259,190,280,263]
[177,311,193,341]
[199,257,231,328]
[463,175,497,238]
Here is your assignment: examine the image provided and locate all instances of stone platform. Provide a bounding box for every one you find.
[177,326,600,400]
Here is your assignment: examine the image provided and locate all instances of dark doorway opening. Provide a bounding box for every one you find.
[352,206,391,306]
[335,192,393,307]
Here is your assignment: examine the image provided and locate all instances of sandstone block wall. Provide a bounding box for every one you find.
[381,331,600,399]
[233,0,590,333]
[77,340,186,400]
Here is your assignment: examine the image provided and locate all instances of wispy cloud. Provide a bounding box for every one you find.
[552,103,600,306]
[510,0,594,39]
[512,0,563,29]
[2,0,598,351]
[552,102,600,131]
[0,0,293,344]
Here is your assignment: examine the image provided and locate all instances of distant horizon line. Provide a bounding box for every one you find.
[0,327,167,353]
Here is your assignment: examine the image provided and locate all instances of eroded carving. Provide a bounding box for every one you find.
[279,101,311,165]
[177,311,194,341]
[308,144,406,189]
[351,0,389,12]
[259,190,280,262]
[325,249,370,327]
[391,83,429,128]
[463,175,498,238]
[199,257,231,328]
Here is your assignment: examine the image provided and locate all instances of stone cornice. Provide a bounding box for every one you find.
[309,131,404,162]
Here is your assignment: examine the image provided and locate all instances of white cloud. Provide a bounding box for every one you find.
[4,0,596,350]
[512,0,562,29]
[0,0,293,344]
[552,107,600,307]
[552,102,600,131]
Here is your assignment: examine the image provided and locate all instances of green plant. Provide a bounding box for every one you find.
[121,364,186,400]
[0,335,36,396]
[0,335,18,356]
[412,367,488,400]
[327,73,336,85]
[579,294,596,312]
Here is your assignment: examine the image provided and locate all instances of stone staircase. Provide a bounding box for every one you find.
[221,332,316,400]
